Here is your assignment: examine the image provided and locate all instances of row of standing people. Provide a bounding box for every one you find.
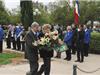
[0,23,92,75]
[0,24,92,63]
[6,24,26,51]
[0,24,26,53]
[56,24,91,63]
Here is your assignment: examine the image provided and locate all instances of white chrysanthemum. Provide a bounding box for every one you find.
[32,41,38,46]
[45,38,50,42]
[54,30,58,34]
[52,35,58,40]
[39,37,46,45]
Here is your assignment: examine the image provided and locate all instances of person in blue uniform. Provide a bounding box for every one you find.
[10,25,16,50]
[15,25,22,50]
[0,25,4,53]
[64,26,73,61]
[84,25,91,57]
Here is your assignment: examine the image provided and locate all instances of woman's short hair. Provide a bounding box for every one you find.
[42,24,51,30]
[42,24,51,33]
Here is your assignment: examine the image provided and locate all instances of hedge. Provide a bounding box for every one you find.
[90,31,100,54]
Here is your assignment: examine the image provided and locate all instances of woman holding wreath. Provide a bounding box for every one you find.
[38,24,54,75]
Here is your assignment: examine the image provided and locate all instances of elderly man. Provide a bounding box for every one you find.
[64,26,73,61]
[0,25,4,53]
[25,22,39,75]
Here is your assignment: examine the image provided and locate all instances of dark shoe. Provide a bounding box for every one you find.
[57,56,61,58]
[55,56,60,58]
[67,59,71,61]
[75,60,80,62]
[37,72,41,75]
[64,58,67,60]
[12,48,16,50]
[80,60,84,63]
[7,47,11,49]
[84,55,88,57]
[55,56,58,58]
[26,71,31,75]
[17,49,21,51]
[72,52,76,55]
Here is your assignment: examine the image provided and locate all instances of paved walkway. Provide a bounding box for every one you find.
[1,41,100,75]
[0,53,100,75]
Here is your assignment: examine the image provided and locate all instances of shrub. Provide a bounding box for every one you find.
[90,31,100,54]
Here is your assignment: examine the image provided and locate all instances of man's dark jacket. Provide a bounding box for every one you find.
[25,30,38,61]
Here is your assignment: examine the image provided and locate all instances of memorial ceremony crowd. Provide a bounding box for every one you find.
[0,22,92,75]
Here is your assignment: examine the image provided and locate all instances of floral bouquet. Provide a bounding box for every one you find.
[38,36,52,51]
[38,30,68,52]
[51,31,68,52]
[38,30,59,51]
[50,30,59,40]
[39,37,50,46]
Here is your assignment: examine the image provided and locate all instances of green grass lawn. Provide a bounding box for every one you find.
[0,52,23,65]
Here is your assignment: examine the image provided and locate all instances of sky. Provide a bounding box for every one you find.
[4,0,55,10]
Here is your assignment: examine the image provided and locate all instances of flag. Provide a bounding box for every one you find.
[68,0,73,7]
[74,0,80,25]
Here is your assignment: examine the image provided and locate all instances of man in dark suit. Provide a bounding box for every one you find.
[6,29,11,49]
[71,24,77,54]
[25,22,39,75]
[75,25,85,63]
[6,25,13,49]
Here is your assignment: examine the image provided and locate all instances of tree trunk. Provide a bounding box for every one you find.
[20,0,33,29]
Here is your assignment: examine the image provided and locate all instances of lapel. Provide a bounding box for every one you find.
[29,30,37,41]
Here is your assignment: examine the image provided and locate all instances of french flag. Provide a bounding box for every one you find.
[74,0,80,25]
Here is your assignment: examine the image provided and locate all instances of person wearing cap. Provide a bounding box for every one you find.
[25,22,40,75]
[0,25,4,53]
